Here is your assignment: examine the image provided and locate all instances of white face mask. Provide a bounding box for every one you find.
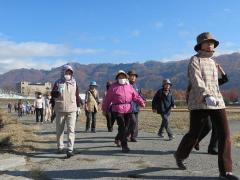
[118,78,127,85]
[64,75,71,81]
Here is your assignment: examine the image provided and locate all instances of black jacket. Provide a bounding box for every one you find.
[152,88,175,115]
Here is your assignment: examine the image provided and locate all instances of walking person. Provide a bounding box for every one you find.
[34,92,45,123]
[17,99,23,117]
[51,64,81,158]
[194,64,229,155]
[44,93,52,122]
[84,81,100,133]
[152,79,175,140]
[127,70,143,142]
[7,102,12,113]
[102,70,145,153]
[174,32,239,180]
[103,81,114,132]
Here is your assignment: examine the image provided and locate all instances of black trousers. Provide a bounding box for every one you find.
[175,109,232,175]
[127,112,139,139]
[35,108,43,122]
[112,112,131,148]
[196,116,218,151]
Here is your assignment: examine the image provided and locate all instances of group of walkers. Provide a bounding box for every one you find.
[22,32,238,180]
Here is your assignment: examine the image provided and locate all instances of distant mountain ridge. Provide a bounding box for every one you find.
[1,52,240,92]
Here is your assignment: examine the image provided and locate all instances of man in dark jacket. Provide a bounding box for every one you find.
[127,70,143,142]
[152,79,175,140]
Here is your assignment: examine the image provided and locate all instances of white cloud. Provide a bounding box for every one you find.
[131,30,141,37]
[0,40,104,59]
[0,39,104,74]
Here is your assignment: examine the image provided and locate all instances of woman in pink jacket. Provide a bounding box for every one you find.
[102,70,145,153]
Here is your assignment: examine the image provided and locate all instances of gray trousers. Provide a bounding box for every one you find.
[56,111,76,152]
[158,114,173,137]
[127,112,139,139]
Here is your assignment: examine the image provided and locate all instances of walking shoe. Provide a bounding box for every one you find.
[85,129,90,132]
[57,148,65,154]
[122,147,130,153]
[130,138,137,142]
[194,143,200,151]
[208,149,218,155]
[158,133,164,138]
[168,135,175,141]
[91,129,96,133]
[114,140,121,147]
[66,151,74,158]
[219,174,239,180]
[173,153,186,170]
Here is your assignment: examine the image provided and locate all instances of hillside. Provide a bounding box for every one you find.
[1,53,240,91]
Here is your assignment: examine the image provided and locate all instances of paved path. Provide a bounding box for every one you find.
[0,113,240,180]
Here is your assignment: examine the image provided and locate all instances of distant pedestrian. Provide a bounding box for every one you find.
[34,92,45,123]
[7,102,12,113]
[84,81,100,133]
[51,64,81,158]
[152,79,175,140]
[44,94,52,122]
[102,70,145,153]
[174,32,239,180]
[17,99,23,117]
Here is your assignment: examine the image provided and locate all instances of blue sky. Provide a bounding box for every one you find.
[0,0,240,73]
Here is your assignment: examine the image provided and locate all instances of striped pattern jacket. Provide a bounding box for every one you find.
[187,51,225,110]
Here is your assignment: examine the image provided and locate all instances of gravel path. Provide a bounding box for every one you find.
[1,112,240,180]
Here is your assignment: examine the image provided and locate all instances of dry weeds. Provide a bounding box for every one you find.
[0,110,43,153]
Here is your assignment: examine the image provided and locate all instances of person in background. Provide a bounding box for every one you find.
[84,81,100,133]
[7,102,12,113]
[45,93,52,122]
[17,99,23,117]
[51,64,81,158]
[103,80,114,132]
[102,70,145,153]
[152,79,175,140]
[174,32,239,180]
[34,92,45,123]
[127,70,143,142]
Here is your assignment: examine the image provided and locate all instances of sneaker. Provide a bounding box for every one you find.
[219,174,240,180]
[208,149,218,155]
[85,129,90,133]
[114,140,121,147]
[122,147,130,153]
[169,135,175,141]
[173,153,186,170]
[91,129,96,133]
[57,148,65,154]
[158,133,164,138]
[130,138,137,142]
[66,151,74,158]
[194,143,200,151]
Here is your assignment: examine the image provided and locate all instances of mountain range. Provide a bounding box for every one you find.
[0,52,240,92]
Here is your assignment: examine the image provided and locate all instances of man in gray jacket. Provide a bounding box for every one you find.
[174,32,239,180]
[51,64,81,158]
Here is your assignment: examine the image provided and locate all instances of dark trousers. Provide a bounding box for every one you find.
[196,116,218,151]
[113,112,131,148]
[158,114,173,137]
[35,108,43,122]
[106,111,113,131]
[127,112,139,139]
[85,111,97,131]
[175,109,232,175]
